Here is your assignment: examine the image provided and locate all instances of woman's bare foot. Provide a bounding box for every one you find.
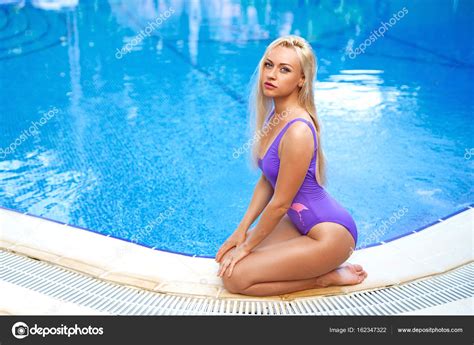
[315,262,368,288]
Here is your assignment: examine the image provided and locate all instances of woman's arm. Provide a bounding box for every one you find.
[215,173,273,263]
[242,123,315,251]
[237,173,274,233]
[217,122,315,277]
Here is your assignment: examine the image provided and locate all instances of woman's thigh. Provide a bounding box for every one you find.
[307,221,356,255]
[250,214,302,252]
[222,221,353,290]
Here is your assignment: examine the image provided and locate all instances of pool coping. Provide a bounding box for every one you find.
[0,205,473,303]
[1,203,472,258]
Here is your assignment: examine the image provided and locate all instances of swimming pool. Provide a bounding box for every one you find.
[0,0,473,258]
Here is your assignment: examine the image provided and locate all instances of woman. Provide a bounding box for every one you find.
[215,35,367,297]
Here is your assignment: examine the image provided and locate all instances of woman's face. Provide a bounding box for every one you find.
[261,45,304,98]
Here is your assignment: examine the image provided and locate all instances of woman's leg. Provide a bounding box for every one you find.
[222,221,367,297]
[250,215,302,251]
[238,263,366,296]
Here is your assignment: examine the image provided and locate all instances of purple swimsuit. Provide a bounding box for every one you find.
[258,111,358,246]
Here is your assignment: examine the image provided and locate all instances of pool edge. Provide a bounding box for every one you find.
[1,206,473,302]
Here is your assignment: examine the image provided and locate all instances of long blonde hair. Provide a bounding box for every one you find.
[246,35,327,186]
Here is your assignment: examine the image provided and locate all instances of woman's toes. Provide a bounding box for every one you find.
[328,264,368,286]
[344,262,364,272]
[341,262,364,271]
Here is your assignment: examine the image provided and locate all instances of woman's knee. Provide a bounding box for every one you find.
[222,266,251,294]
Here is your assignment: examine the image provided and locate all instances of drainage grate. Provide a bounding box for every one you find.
[1,249,472,315]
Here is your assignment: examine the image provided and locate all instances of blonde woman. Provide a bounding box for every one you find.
[215,35,367,296]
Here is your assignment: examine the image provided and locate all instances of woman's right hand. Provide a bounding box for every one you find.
[215,228,247,263]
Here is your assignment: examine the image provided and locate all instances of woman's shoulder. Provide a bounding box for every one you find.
[283,114,315,141]
[279,120,316,158]
[283,112,317,145]
[293,111,317,131]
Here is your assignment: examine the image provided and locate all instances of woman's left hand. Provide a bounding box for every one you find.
[217,244,251,278]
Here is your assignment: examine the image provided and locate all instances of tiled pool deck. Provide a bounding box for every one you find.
[0,206,472,314]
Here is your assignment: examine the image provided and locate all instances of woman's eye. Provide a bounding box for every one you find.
[264,62,272,67]
[281,68,290,73]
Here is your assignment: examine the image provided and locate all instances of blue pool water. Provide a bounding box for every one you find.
[0,0,473,257]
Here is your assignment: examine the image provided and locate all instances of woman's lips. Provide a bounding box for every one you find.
[264,82,277,89]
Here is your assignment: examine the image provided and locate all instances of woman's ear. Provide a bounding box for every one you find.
[298,75,305,88]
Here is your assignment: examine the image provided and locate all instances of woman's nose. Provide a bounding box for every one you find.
[267,67,277,79]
